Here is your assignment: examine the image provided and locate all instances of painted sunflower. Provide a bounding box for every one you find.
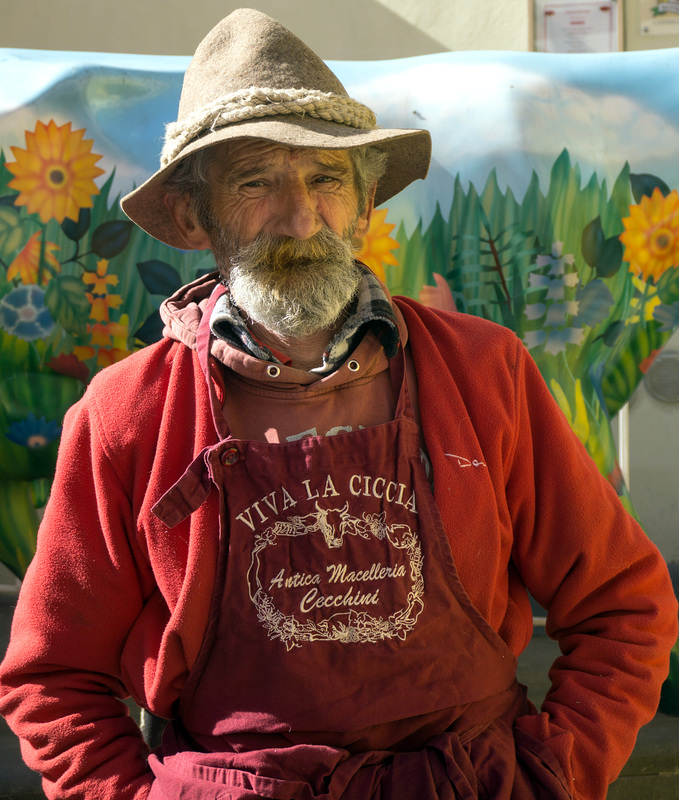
[6,120,105,224]
[355,208,399,282]
[620,188,679,283]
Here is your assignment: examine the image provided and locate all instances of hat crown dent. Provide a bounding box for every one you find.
[178,8,348,120]
[120,8,432,249]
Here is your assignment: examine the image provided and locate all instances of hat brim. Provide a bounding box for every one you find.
[121,115,431,249]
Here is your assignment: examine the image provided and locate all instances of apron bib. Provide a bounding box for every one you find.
[148,287,573,800]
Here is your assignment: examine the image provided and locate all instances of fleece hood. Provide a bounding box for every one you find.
[159,272,221,351]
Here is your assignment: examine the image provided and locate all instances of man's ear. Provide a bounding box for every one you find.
[354,183,377,240]
[164,192,212,250]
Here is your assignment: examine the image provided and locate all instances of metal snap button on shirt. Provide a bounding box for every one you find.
[221,447,240,466]
[348,360,360,372]
[267,365,281,378]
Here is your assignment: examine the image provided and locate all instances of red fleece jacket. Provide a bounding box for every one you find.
[0,289,676,800]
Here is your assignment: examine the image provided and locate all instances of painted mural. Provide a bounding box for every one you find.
[1,46,679,588]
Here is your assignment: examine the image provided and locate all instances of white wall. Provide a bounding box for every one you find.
[0,0,529,57]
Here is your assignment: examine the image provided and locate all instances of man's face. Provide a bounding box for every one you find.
[197,140,374,338]
[205,139,371,247]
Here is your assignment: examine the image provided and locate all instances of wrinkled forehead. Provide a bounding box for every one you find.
[207,138,355,179]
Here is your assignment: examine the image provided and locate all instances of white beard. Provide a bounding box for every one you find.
[211,227,361,338]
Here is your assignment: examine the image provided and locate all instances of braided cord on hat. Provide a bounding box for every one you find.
[161,88,378,167]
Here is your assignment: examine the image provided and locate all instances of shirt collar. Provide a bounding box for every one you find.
[209,264,400,374]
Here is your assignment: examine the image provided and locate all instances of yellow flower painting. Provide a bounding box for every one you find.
[355,208,400,282]
[83,259,119,295]
[6,120,105,224]
[620,188,679,283]
[7,232,60,285]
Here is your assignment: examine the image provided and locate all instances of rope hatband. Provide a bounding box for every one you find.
[161,88,378,167]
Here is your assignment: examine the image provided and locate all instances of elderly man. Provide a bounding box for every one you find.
[0,8,676,800]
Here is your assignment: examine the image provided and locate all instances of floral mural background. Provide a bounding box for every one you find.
[1,46,678,631]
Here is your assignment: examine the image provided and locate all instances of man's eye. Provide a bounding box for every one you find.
[243,180,265,188]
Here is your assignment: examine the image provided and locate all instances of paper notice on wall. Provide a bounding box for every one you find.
[538,2,619,53]
[640,0,679,35]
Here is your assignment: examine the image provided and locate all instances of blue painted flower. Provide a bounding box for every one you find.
[524,326,586,355]
[523,242,588,354]
[0,285,55,341]
[5,413,61,448]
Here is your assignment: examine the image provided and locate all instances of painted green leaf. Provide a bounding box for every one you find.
[581,216,622,277]
[581,216,605,268]
[91,219,133,259]
[44,275,90,337]
[656,265,679,305]
[576,279,614,327]
[137,260,183,297]
[61,207,91,242]
[0,205,23,259]
[596,237,623,279]
[30,477,51,509]
[0,480,38,578]
[630,173,670,203]
[602,323,672,417]
[602,319,625,347]
[134,310,165,344]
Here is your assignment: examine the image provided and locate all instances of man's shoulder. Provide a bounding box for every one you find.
[393,296,520,355]
[98,338,174,373]
[76,337,202,438]
[60,335,214,486]
[393,296,527,414]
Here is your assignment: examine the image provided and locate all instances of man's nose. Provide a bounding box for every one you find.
[273,182,322,240]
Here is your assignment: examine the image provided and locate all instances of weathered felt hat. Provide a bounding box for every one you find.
[121,7,432,248]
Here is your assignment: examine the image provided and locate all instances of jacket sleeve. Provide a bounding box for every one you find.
[0,392,155,800]
[506,341,678,800]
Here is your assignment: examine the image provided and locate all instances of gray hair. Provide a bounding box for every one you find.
[164,148,215,231]
[351,145,388,212]
[164,143,388,232]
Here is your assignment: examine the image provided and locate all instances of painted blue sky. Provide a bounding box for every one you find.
[2,46,679,234]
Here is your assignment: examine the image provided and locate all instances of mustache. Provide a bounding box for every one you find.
[229,227,357,273]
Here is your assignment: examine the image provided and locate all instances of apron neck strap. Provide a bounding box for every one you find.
[390,344,415,424]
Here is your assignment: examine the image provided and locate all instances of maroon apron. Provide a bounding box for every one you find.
[148,287,573,800]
